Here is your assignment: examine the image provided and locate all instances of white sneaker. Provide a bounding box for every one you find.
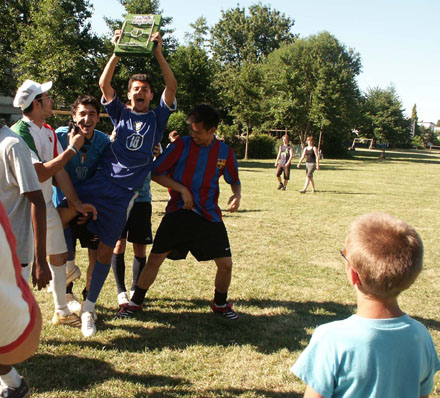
[117,291,129,306]
[66,265,81,285]
[66,293,81,313]
[81,311,96,337]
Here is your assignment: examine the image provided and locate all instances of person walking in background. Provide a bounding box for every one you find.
[297,136,320,193]
[274,134,293,191]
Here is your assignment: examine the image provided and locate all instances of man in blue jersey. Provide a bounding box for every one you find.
[60,29,180,337]
[53,95,110,312]
[117,103,242,320]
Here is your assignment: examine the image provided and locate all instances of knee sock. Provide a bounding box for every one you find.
[21,263,31,283]
[0,367,21,388]
[214,289,228,306]
[87,260,111,304]
[49,264,69,316]
[111,253,126,294]
[130,256,146,291]
[130,286,148,306]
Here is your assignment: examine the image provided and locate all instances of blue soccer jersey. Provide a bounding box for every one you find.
[53,127,110,206]
[153,135,240,222]
[101,91,176,191]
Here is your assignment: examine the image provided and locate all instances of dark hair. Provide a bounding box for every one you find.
[22,93,42,115]
[128,74,153,92]
[71,95,100,114]
[186,103,220,130]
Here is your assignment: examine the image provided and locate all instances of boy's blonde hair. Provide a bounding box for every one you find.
[345,213,423,298]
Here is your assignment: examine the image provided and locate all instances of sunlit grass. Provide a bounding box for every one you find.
[23,148,440,397]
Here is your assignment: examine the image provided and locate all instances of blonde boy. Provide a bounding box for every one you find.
[291,213,440,398]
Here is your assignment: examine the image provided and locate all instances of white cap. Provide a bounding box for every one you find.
[13,80,53,110]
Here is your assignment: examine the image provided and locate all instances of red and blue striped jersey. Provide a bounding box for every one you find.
[153,136,240,222]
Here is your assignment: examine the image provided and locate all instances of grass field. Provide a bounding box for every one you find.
[23,148,440,397]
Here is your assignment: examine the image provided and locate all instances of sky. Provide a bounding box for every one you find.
[91,0,440,123]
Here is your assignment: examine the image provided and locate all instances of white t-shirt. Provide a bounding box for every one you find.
[0,126,41,264]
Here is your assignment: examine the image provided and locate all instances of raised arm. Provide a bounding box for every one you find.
[99,30,121,102]
[152,31,177,108]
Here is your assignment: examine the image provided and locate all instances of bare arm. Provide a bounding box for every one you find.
[274,146,281,166]
[151,174,193,210]
[152,32,177,108]
[33,132,84,182]
[303,385,324,398]
[23,190,51,290]
[99,30,121,102]
[297,148,306,167]
[314,146,320,169]
[54,169,97,219]
[228,183,241,212]
[286,146,294,166]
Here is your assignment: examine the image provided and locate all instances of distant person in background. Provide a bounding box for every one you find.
[274,134,293,190]
[0,201,42,398]
[297,136,320,194]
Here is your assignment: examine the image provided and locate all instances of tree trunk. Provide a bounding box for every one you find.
[244,124,249,160]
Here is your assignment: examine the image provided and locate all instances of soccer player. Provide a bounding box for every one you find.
[11,80,97,328]
[61,29,179,337]
[117,103,241,320]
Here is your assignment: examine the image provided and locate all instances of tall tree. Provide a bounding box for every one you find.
[361,86,411,156]
[210,4,295,66]
[216,61,265,159]
[411,103,419,137]
[0,1,33,95]
[184,16,209,49]
[13,0,103,106]
[169,44,216,114]
[264,32,362,156]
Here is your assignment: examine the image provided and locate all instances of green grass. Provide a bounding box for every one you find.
[24,148,440,397]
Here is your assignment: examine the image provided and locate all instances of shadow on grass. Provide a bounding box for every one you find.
[46,298,356,355]
[143,388,301,398]
[25,353,187,394]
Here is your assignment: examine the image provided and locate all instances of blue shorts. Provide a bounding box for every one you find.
[75,172,137,247]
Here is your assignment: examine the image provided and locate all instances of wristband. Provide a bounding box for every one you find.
[68,145,78,154]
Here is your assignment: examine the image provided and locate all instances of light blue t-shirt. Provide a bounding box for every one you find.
[135,172,152,203]
[291,314,440,398]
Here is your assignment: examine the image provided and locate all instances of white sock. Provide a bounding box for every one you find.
[66,260,76,273]
[49,263,70,316]
[0,367,21,388]
[82,299,96,314]
[118,291,129,305]
[21,264,31,283]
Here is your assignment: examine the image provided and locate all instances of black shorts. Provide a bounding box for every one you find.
[276,164,291,180]
[70,216,100,250]
[120,202,153,245]
[152,209,231,261]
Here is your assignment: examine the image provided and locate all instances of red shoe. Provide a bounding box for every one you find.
[114,304,142,319]
[211,301,239,320]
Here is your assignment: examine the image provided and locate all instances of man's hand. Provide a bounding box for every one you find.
[70,201,97,220]
[227,194,241,213]
[32,258,51,290]
[153,143,162,158]
[69,130,85,151]
[113,29,122,47]
[151,31,163,57]
[180,187,194,210]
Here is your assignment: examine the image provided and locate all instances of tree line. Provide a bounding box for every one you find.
[1,0,427,158]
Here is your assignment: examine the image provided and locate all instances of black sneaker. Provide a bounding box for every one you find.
[114,304,142,319]
[1,377,30,398]
[211,301,239,320]
[81,287,88,301]
[277,183,284,190]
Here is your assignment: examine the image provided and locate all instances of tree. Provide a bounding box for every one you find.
[13,0,103,106]
[0,0,33,95]
[184,16,209,49]
[215,61,265,159]
[169,44,216,114]
[361,86,411,156]
[264,32,362,156]
[411,104,419,137]
[210,4,295,66]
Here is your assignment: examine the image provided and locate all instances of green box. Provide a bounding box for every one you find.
[114,14,162,56]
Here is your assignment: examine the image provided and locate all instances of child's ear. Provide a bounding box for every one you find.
[347,265,361,287]
[209,126,217,135]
